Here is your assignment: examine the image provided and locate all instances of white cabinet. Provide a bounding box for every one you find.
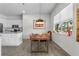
[2,33,22,46]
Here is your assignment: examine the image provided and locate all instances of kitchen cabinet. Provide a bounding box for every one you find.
[2,32,22,46]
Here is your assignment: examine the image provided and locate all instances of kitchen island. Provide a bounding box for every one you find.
[1,31,23,46]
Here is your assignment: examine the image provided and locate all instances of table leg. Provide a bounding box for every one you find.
[31,40,32,53]
[47,40,48,53]
[45,40,48,53]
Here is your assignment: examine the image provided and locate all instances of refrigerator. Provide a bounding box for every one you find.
[0,23,3,33]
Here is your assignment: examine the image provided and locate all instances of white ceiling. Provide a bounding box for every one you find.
[0,3,57,16]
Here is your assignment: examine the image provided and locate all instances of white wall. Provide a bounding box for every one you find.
[23,14,51,39]
[0,15,22,29]
[6,16,22,27]
[50,3,70,30]
[51,3,79,56]
[0,15,7,32]
[0,15,6,27]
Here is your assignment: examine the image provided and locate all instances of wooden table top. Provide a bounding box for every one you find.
[30,34,50,41]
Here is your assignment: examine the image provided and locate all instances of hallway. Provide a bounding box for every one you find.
[2,39,70,56]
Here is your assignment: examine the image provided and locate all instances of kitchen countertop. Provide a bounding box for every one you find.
[0,31,22,34]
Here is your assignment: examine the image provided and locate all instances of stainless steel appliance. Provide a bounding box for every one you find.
[0,23,3,33]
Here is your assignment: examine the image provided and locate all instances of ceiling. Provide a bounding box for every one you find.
[0,3,57,16]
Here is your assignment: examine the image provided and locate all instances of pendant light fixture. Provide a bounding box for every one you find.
[36,3,44,26]
[22,3,26,14]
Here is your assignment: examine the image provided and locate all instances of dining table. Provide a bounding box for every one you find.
[30,33,50,53]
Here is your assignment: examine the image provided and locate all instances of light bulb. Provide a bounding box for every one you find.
[22,10,26,14]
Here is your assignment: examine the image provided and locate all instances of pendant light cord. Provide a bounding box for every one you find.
[39,3,41,19]
[22,3,26,14]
